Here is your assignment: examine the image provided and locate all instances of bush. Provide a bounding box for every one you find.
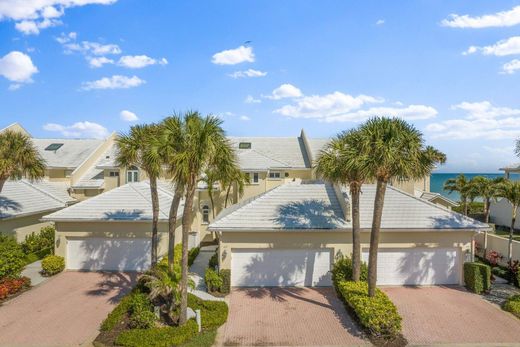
[100,292,134,331]
[205,268,222,293]
[128,292,156,329]
[337,281,401,338]
[507,260,519,288]
[0,277,30,300]
[188,294,228,330]
[21,226,54,255]
[116,320,198,347]
[464,262,491,294]
[0,235,26,278]
[219,269,230,294]
[41,255,65,276]
[208,253,218,270]
[503,295,520,319]
[332,255,368,285]
[189,247,200,267]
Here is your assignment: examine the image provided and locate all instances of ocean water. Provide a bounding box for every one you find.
[430,173,520,201]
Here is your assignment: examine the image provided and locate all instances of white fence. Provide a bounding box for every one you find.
[475,232,520,266]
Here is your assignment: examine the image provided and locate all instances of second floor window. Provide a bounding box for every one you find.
[202,204,210,224]
[269,171,281,179]
[245,172,260,184]
[127,166,139,183]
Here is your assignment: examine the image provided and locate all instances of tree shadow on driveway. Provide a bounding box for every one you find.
[84,271,138,304]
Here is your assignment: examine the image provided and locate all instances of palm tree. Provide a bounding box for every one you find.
[469,176,501,223]
[357,117,446,297]
[315,130,365,281]
[166,111,236,324]
[201,168,219,219]
[496,180,520,262]
[222,167,246,208]
[116,124,163,266]
[444,174,470,215]
[0,130,46,193]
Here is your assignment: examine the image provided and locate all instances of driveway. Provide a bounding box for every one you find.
[384,286,520,346]
[0,271,137,347]
[222,287,368,346]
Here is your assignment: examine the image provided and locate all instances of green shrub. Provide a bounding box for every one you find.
[208,253,218,269]
[116,320,198,347]
[188,294,228,330]
[100,293,134,331]
[0,234,25,278]
[219,269,230,294]
[464,262,491,294]
[503,295,520,319]
[492,266,510,280]
[337,281,401,338]
[128,292,155,329]
[41,255,65,276]
[189,247,200,267]
[205,268,222,292]
[332,255,368,285]
[21,226,54,255]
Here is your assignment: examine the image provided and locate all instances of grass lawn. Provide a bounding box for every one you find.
[493,229,520,242]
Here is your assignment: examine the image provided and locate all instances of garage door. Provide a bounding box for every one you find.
[231,249,332,287]
[67,238,151,271]
[362,248,460,285]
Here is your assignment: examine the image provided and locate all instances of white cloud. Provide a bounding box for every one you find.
[117,55,168,68]
[502,59,520,74]
[464,36,520,56]
[239,115,251,121]
[320,105,438,123]
[88,56,114,68]
[8,84,22,91]
[376,19,385,25]
[441,6,520,28]
[244,95,261,104]
[1,0,117,34]
[43,121,109,138]
[120,110,138,122]
[266,83,303,100]
[56,32,121,56]
[229,69,267,78]
[81,75,145,90]
[426,101,520,139]
[0,51,38,84]
[211,45,254,65]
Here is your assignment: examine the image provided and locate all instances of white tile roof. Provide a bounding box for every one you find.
[43,181,184,222]
[0,180,73,219]
[95,144,119,169]
[32,138,103,169]
[306,138,330,162]
[210,181,488,231]
[418,191,457,206]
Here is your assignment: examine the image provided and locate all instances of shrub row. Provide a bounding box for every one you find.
[503,295,520,319]
[336,281,402,338]
[0,276,31,300]
[204,268,230,295]
[188,247,200,267]
[21,226,55,255]
[128,292,156,329]
[41,255,65,276]
[331,255,368,285]
[100,292,135,331]
[464,262,491,294]
[116,319,198,347]
[0,234,26,279]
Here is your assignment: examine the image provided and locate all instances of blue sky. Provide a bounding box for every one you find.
[2,1,520,172]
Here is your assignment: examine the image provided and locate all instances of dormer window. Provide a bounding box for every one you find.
[238,142,251,149]
[45,143,63,151]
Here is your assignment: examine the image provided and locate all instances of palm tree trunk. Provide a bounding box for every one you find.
[209,188,216,219]
[179,175,196,325]
[368,179,387,297]
[225,184,232,208]
[0,178,6,194]
[509,207,516,262]
[351,183,361,282]
[463,197,468,216]
[484,198,490,223]
[150,176,159,266]
[168,184,184,273]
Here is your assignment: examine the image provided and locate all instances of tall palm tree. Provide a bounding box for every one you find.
[0,130,46,193]
[444,174,470,216]
[496,180,520,262]
[315,130,365,281]
[222,167,246,208]
[166,111,236,324]
[201,168,219,219]
[469,176,501,223]
[116,124,163,266]
[357,117,446,297]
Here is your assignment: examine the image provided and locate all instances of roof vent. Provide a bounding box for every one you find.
[45,143,63,151]
[238,142,251,149]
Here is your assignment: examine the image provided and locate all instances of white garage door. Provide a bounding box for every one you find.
[67,238,151,271]
[231,249,332,287]
[362,248,460,285]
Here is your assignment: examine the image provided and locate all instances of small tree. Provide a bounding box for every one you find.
[444,174,470,216]
[496,180,520,262]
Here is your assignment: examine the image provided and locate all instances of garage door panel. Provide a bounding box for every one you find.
[231,249,332,287]
[67,238,151,271]
[362,248,460,285]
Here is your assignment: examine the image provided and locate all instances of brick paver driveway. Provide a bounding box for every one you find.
[384,286,520,346]
[0,271,137,347]
[223,287,368,346]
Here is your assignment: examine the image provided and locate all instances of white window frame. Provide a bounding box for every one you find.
[268,171,282,180]
[202,204,210,224]
[126,167,139,183]
[245,171,260,185]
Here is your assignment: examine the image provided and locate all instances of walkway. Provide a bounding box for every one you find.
[20,260,47,286]
[188,245,224,301]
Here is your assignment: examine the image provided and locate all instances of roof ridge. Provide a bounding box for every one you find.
[130,182,171,218]
[20,179,68,205]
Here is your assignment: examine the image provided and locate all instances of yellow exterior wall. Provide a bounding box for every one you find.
[46,169,70,182]
[219,230,473,285]
[391,176,430,195]
[0,212,56,242]
[241,169,313,200]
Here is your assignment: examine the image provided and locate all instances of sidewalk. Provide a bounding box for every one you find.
[21,260,47,286]
[189,245,224,302]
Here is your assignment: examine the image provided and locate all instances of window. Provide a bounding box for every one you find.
[45,143,63,151]
[252,172,259,183]
[126,166,139,183]
[245,172,259,184]
[269,171,281,179]
[109,171,119,177]
[202,205,210,224]
[238,142,251,149]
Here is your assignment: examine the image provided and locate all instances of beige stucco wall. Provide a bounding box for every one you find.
[54,221,182,262]
[218,230,473,285]
[46,169,70,182]
[475,233,520,265]
[391,176,430,195]
[0,212,55,242]
[241,169,313,200]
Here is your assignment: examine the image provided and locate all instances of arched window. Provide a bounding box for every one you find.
[127,166,139,183]
[202,204,210,224]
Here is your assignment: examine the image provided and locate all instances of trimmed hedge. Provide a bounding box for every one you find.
[188,247,200,267]
[332,255,368,284]
[464,262,491,294]
[188,293,228,330]
[219,269,230,294]
[0,234,26,278]
[41,255,65,276]
[204,268,222,293]
[503,295,520,319]
[116,320,198,347]
[208,253,218,269]
[336,281,402,338]
[100,292,134,331]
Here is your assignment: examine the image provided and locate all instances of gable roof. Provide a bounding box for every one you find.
[43,181,183,222]
[0,180,74,219]
[32,138,104,169]
[418,191,458,207]
[210,181,489,232]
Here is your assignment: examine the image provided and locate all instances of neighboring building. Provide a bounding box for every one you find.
[415,190,458,210]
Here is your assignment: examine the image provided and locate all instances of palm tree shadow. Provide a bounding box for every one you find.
[103,210,146,221]
[274,199,344,229]
[85,271,139,304]
[0,196,22,217]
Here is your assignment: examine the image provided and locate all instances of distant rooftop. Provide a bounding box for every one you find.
[32,138,104,169]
